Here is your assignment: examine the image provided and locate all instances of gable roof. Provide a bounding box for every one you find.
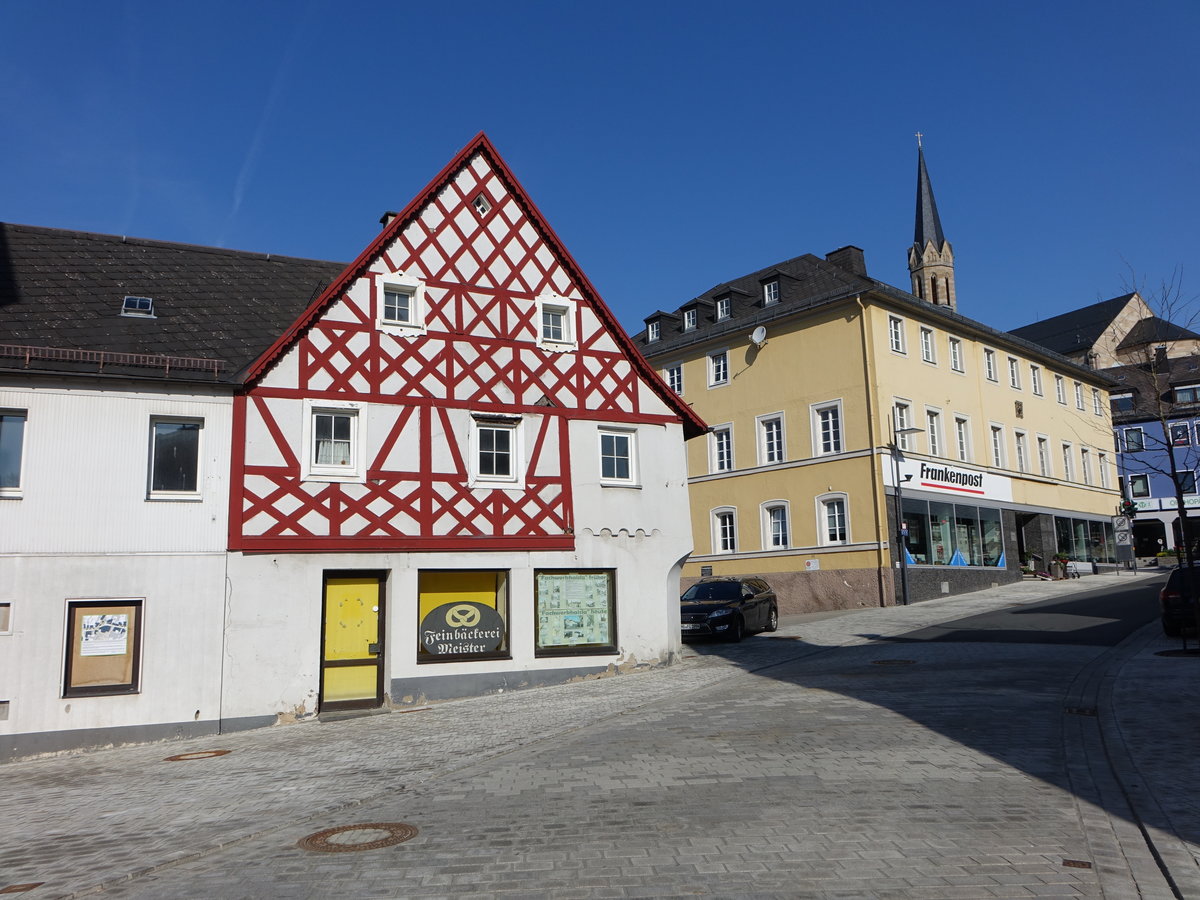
[0,223,346,383]
[1117,316,1200,350]
[244,132,707,439]
[1007,293,1137,357]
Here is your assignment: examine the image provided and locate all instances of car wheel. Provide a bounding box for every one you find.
[765,606,778,632]
[726,617,744,642]
[1163,620,1183,637]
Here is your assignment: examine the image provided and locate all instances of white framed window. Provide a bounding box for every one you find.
[763,280,780,305]
[949,337,964,372]
[920,327,936,363]
[990,424,1005,468]
[926,408,942,456]
[683,308,698,331]
[984,349,997,382]
[148,417,203,499]
[708,350,729,387]
[376,271,426,335]
[646,321,660,343]
[1074,381,1084,410]
[1008,357,1021,389]
[888,316,906,354]
[665,364,683,395]
[1014,430,1028,473]
[1080,447,1091,485]
[471,414,524,487]
[1061,443,1074,481]
[1037,435,1051,476]
[1124,427,1145,451]
[893,401,914,450]
[711,425,734,473]
[1129,473,1150,497]
[1111,392,1134,414]
[598,428,637,485]
[713,508,737,553]
[536,294,577,351]
[758,414,785,465]
[762,502,790,549]
[716,296,731,320]
[472,193,492,216]
[818,493,849,545]
[1092,388,1103,416]
[813,401,843,455]
[955,416,971,462]
[1098,451,1110,488]
[0,409,28,497]
[1030,365,1043,396]
[1176,470,1196,494]
[303,401,366,482]
[1055,374,1066,404]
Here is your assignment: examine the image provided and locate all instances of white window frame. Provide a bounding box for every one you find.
[536,293,578,352]
[1008,356,1021,390]
[303,400,366,483]
[710,425,734,473]
[955,416,971,462]
[1177,470,1197,495]
[926,407,943,457]
[949,337,963,372]
[1037,435,1051,477]
[469,414,525,488]
[598,427,637,486]
[762,501,790,550]
[1129,473,1150,498]
[147,416,204,500]
[0,409,28,498]
[983,348,997,382]
[376,271,427,336]
[0,600,11,635]
[757,413,786,466]
[1124,427,1145,451]
[715,296,731,320]
[1030,365,1043,396]
[920,327,936,363]
[1074,381,1085,410]
[646,320,660,343]
[1080,447,1091,485]
[763,280,780,305]
[893,400,914,450]
[665,364,683,396]
[812,400,843,456]
[1055,374,1066,405]
[713,508,738,554]
[708,349,729,387]
[683,308,698,331]
[1098,451,1110,488]
[989,423,1006,468]
[1092,388,1103,416]
[817,492,850,545]
[1061,442,1074,481]
[1014,430,1028,473]
[888,316,906,354]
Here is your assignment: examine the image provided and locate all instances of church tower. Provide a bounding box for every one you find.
[907,138,956,310]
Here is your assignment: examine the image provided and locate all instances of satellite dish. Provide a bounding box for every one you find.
[750,326,767,348]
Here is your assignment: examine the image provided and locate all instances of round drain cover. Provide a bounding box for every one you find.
[164,750,232,762]
[298,823,419,853]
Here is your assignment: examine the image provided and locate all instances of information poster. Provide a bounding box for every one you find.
[64,599,142,696]
[535,571,616,656]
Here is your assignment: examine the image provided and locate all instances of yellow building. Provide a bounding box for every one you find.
[636,150,1119,611]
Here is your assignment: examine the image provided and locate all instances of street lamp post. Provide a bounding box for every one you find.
[889,422,925,606]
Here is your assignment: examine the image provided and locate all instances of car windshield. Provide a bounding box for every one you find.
[682,582,742,601]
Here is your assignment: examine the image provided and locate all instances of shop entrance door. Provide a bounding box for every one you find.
[320,572,386,711]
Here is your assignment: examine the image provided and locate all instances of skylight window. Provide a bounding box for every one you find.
[121,296,155,317]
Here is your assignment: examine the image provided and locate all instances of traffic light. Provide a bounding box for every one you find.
[1121,499,1138,518]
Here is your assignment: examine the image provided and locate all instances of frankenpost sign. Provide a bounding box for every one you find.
[883,455,1013,503]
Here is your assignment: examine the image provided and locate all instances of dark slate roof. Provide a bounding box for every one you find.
[0,223,348,384]
[1106,355,1200,424]
[1007,293,1136,357]
[1116,316,1200,350]
[913,146,946,249]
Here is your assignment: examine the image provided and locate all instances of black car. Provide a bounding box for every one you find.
[680,577,778,642]
[1159,567,1200,637]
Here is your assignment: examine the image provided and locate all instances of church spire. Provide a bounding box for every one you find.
[907,135,956,309]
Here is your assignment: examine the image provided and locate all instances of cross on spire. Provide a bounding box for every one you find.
[915,131,923,148]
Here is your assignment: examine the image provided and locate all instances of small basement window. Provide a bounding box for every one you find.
[121,296,155,317]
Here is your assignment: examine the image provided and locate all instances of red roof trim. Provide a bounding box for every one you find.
[242,132,707,439]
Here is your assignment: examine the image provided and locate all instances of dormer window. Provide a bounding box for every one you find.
[763,281,780,305]
[715,296,731,321]
[1176,384,1200,403]
[1110,392,1134,414]
[683,308,697,331]
[647,321,660,342]
[121,295,155,317]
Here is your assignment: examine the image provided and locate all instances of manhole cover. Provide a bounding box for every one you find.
[164,750,232,762]
[871,659,916,666]
[298,823,419,853]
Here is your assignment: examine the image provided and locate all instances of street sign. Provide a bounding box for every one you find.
[1115,531,1131,545]
[1113,515,1129,531]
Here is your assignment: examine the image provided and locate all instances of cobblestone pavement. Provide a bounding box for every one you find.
[5,571,1199,899]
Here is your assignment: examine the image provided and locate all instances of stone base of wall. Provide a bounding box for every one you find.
[682,568,889,616]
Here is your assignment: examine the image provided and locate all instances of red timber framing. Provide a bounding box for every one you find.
[230,133,705,553]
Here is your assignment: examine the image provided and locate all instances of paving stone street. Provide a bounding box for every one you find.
[4,572,1199,899]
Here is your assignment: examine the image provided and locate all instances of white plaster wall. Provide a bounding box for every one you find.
[0,553,226,739]
[0,381,232,554]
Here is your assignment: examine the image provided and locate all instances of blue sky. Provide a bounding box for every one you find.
[3,1,1197,335]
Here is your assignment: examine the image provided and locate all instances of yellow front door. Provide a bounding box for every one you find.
[320,573,385,711]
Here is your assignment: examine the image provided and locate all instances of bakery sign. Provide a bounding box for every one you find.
[883,455,1013,502]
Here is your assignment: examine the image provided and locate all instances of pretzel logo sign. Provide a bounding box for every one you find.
[419,601,505,656]
[446,604,480,628]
